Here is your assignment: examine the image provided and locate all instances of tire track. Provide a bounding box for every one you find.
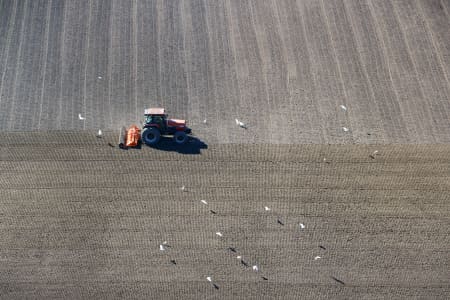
[136,0,160,117]
[3,0,27,130]
[368,1,436,143]
[393,0,450,142]
[37,0,65,130]
[0,0,17,127]
[59,0,89,130]
[323,0,386,143]
[344,0,409,142]
[298,1,353,144]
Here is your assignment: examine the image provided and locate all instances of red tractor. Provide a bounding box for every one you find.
[141,108,192,145]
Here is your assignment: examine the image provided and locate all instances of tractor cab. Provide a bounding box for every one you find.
[144,108,167,129]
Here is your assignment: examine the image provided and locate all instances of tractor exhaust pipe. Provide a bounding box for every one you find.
[118,126,127,149]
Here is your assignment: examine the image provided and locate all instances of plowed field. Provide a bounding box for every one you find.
[0,132,449,299]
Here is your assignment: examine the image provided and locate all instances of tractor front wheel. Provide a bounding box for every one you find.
[142,127,161,145]
[173,131,188,144]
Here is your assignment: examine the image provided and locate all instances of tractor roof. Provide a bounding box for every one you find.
[145,108,165,115]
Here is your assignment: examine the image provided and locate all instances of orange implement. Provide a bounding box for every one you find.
[125,125,141,147]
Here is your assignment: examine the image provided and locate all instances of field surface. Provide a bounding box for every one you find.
[0,132,449,299]
[1,1,450,299]
[0,0,449,143]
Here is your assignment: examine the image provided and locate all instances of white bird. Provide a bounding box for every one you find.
[373,150,379,155]
[203,119,207,124]
[97,76,102,79]
[252,265,259,271]
[342,127,349,132]
[235,119,247,128]
[314,256,321,260]
[206,276,212,282]
[163,241,168,245]
[159,245,165,251]
[236,256,242,259]
[78,114,86,120]
[215,232,223,237]
[201,200,208,205]
[299,223,305,229]
[264,206,271,211]
[181,185,186,192]
[96,129,102,137]
[340,105,347,111]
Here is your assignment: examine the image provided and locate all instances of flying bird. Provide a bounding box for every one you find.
[78,114,86,120]
[314,256,321,260]
[216,232,223,237]
[228,247,236,253]
[170,259,177,265]
[262,276,268,281]
[319,245,326,250]
[252,265,259,272]
[201,200,208,205]
[206,276,212,282]
[235,119,247,129]
[299,223,305,229]
[277,219,284,226]
[210,210,217,215]
[340,105,347,111]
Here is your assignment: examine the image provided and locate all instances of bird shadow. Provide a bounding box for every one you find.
[331,276,345,285]
[240,259,249,267]
[145,136,208,155]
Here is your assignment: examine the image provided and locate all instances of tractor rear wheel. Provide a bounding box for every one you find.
[142,127,161,145]
[173,131,188,144]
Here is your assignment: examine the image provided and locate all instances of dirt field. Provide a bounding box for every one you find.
[1,1,450,299]
[0,132,449,299]
[0,0,449,143]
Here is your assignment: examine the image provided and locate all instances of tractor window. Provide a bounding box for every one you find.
[154,116,162,124]
[145,115,164,125]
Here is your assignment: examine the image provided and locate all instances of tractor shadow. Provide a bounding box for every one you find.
[145,136,208,155]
